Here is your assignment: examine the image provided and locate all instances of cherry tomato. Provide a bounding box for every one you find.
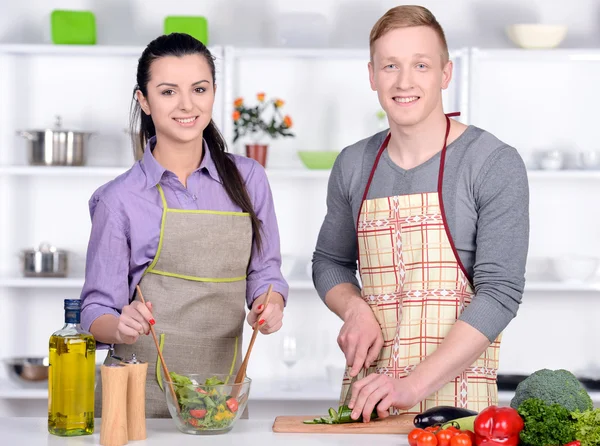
[424,426,439,432]
[460,430,475,443]
[226,397,239,413]
[189,409,207,419]
[408,428,425,446]
[450,433,472,446]
[436,429,454,446]
[445,426,460,435]
[417,431,439,446]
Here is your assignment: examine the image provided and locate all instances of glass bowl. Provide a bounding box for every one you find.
[163,373,251,435]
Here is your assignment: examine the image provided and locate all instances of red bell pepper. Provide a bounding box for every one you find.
[473,406,524,446]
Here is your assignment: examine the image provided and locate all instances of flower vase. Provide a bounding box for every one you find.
[245,144,268,167]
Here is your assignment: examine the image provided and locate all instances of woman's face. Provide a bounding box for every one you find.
[137,54,216,145]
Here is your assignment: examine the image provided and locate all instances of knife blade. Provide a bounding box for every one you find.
[343,374,358,407]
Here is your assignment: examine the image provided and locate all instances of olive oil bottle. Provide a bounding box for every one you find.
[48,299,96,436]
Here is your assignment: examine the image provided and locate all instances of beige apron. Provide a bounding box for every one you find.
[340,114,501,415]
[96,183,253,418]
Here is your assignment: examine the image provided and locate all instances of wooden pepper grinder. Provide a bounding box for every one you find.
[123,353,148,441]
[99,363,129,446]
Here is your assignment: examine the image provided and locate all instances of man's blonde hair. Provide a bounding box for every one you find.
[369,5,449,63]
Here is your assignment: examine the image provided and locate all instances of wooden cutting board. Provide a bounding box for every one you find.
[272,414,414,434]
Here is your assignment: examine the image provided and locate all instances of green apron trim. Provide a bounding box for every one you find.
[225,336,239,384]
[167,209,249,217]
[144,184,250,281]
[144,185,169,276]
[148,269,247,283]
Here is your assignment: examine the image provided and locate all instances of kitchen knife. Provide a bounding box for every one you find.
[343,374,358,407]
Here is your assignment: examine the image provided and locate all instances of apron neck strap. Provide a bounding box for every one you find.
[361,112,459,206]
[156,184,168,209]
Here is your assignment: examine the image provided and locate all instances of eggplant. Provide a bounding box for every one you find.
[413,406,478,428]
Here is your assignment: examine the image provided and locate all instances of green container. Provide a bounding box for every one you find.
[51,10,96,45]
[297,151,339,170]
[164,16,209,45]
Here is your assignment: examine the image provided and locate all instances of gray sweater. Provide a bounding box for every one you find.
[312,126,529,342]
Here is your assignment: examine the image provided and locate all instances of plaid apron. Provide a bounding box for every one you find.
[340,113,501,414]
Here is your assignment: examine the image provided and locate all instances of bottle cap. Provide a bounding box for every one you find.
[64,299,81,310]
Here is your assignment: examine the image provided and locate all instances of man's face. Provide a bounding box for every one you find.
[369,26,452,128]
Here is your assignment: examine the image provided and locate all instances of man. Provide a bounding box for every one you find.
[312,5,529,422]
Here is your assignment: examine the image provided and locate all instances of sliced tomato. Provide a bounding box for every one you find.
[195,387,208,394]
[189,409,207,419]
[226,397,239,413]
[188,418,199,427]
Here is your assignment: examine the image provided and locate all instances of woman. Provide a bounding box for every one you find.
[80,33,288,418]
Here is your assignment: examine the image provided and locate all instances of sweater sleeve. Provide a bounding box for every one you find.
[458,145,530,341]
[312,150,361,300]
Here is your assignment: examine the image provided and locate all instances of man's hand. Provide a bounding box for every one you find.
[338,298,384,377]
[347,373,419,422]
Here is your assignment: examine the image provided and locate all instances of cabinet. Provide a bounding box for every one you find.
[1,44,600,406]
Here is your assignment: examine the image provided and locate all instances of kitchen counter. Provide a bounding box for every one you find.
[0,417,410,445]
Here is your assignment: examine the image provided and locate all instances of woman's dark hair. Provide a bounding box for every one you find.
[130,33,262,251]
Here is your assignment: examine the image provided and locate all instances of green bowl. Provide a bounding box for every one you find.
[297,151,339,170]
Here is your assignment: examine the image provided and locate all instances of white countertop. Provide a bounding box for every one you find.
[0,417,410,445]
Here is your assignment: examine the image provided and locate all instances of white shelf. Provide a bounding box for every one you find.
[472,47,600,62]
[0,277,85,288]
[266,168,331,179]
[0,378,338,401]
[0,165,330,179]
[0,277,316,291]
[0,44,220,57]
[234,47,370,59]
[0,43,145,56]
[527,170,600,179]
[2,377,600,404]
[526,281,600,292]
[2,277,599,293]
[0,380,46,400]
[0,166,129,177]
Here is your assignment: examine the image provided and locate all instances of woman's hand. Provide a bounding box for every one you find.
[115,301,154,344]
[247,292,284,334]
[347,373,420,422]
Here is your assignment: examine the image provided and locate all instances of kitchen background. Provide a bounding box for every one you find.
[1,0,600,418]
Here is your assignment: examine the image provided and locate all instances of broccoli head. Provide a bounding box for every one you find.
[510,368,593,413]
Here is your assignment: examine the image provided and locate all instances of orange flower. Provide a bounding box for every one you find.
[234,97,243,108]
[283,115,292,128]
[232,110,241,121]
[274,99,285,108]
[256,92,265,102]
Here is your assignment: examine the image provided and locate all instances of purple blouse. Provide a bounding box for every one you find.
[80,137,288,335]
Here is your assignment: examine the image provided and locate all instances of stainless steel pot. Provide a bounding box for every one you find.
[3,357,49,382]
[21,242,68,277]
[17,116,94,166]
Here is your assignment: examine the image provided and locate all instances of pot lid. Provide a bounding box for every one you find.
[22,242,66,254]
[20,115,94,134]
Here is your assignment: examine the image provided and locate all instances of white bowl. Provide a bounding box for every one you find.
[506,24,567,49]
[552,255,600,283]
